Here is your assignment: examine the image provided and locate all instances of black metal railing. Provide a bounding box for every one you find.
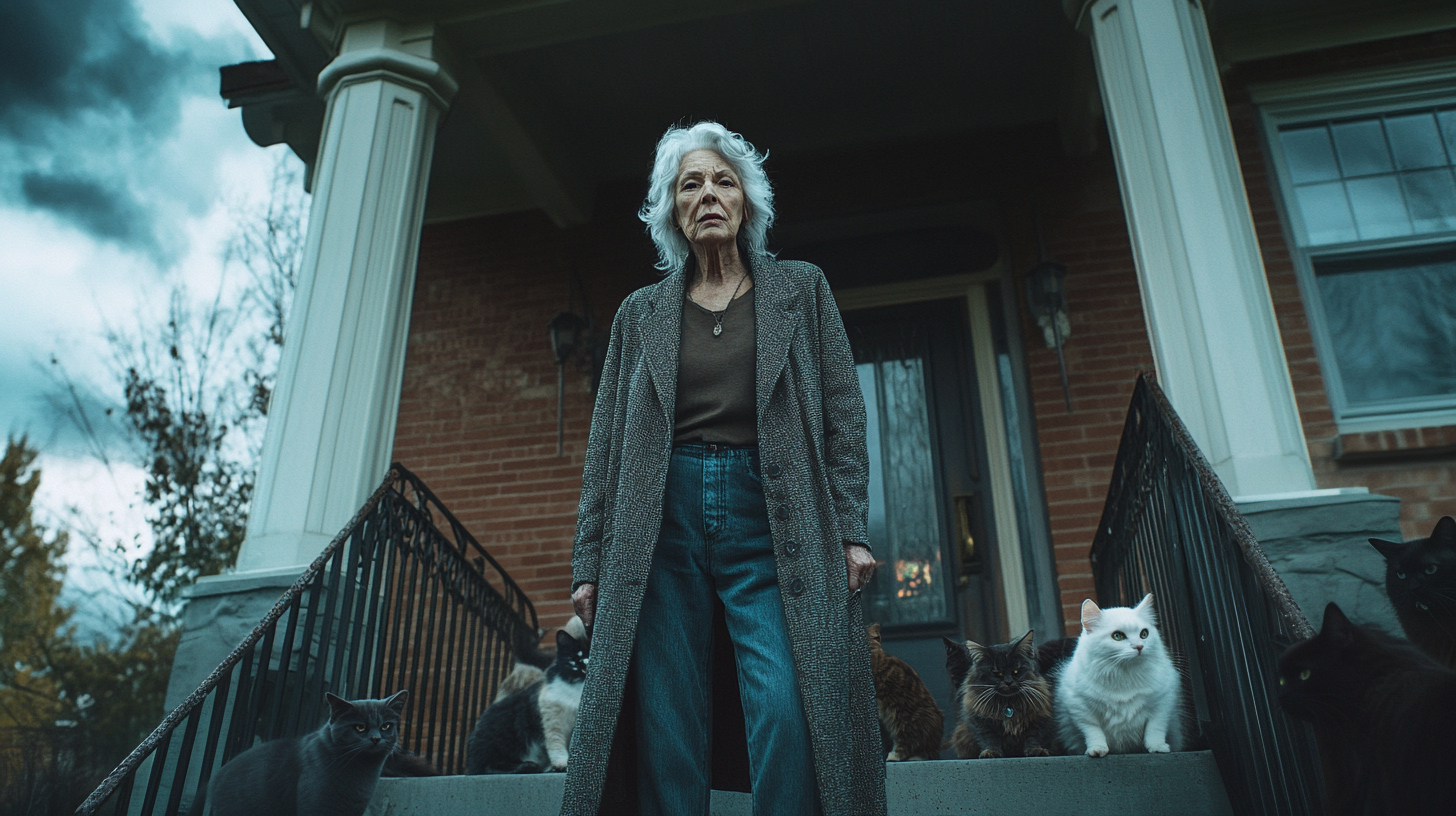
[76,464,539,816]
[1090,374,1323,816]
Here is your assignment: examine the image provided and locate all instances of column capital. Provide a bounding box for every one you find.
[317,21,458,110]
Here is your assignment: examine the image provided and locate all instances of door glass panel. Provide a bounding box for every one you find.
[857,356,947,627]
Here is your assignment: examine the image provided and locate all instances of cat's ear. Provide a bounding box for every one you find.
[1433,516,1456,544]
[1080,599,1102,632]
[383,689,409,715]
[964,640,989,663]
[1012,629,1036,657]
[1134,593,1157,623]
[556,629,579,652]
[1369,537,1405,560]
[1319,603,1355,643]
[325,693,355,722]
[867,624,882,644]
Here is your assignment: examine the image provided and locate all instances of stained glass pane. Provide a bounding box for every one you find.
[1332,119,1394,177]
[1346,176,1412,239]
[1294,181,1357,245]
[856,358,946,627]
[1315,247,1456,407]
[1281,126,1341,184]
[1386,112,1448,170]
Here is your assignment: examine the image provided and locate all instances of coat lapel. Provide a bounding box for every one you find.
[641,270,685,423]
[755,259,803,420]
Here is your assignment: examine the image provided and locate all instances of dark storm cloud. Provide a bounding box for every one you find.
[0,0,208,252]
[20,172,147,244]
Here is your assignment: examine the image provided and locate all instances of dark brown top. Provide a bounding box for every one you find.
[674,285,757,445]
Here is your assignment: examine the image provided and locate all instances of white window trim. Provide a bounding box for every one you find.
[1253,57,1456,433]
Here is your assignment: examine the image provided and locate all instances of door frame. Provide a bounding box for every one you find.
[835,268,1035,642]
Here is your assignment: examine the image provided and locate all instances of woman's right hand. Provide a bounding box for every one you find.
[572,582,598,631]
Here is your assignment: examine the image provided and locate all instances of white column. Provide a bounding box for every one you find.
[1078,0,1316,497]
[234,20,456,573]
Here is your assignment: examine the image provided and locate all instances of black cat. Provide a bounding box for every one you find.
[195,690,408,816]
[1371,516,1456,670]
[943,630,1062,758]
[467,629,589,773]
[1278,603,1456,816]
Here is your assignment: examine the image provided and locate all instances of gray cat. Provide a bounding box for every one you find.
[193,690,408,816]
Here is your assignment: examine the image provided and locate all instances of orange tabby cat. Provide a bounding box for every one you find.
[867,624,944,761]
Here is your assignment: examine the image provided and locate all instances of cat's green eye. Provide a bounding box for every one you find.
[354,725,366,733]
[1139,629,1149,639]
[1278,676,1286,686]
[1397,571,1407,579]
[1299,669,1311,681]
[382,723,393,731]
[1111,631,1126,641]
[1426,565,1438,575]
[1012,668,1020,675]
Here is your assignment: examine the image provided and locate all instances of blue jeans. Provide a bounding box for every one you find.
[634,444,822,816]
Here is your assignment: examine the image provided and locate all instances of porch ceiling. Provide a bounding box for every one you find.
[237,0,1082,224]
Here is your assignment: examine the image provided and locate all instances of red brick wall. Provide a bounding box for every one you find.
[392,191,659,634]
[1222,29,1456,541]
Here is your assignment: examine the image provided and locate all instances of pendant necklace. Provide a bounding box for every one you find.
[707,271,748,337]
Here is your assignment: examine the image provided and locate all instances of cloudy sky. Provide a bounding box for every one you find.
[0,0,294,625]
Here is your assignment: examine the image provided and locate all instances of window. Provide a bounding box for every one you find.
[1262,76,1456,429]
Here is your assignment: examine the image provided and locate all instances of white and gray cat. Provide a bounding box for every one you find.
[194,690,410,816]
[1055,595,1183,757]
[466,628,589,773]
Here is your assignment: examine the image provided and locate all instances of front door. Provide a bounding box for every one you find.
[843,297,1005,754]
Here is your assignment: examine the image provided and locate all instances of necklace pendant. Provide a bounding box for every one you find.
[1004,707,1015,719]
[713,324,723,337]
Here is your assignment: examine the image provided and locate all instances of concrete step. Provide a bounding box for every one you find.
[365,750,1234,816]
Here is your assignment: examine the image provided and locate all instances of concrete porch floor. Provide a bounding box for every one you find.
[365,750,1234,815]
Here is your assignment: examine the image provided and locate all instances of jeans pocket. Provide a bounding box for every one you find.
[743,450,764,486]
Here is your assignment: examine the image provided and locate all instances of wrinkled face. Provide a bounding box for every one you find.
[674,149,746,249]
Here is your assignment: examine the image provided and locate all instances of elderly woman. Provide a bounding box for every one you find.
[562,122,885,816]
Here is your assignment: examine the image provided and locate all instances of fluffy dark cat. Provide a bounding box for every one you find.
[1278,602,1456,816]
[194,690,408,816]
[944,630,1057,758]
[466,629,589,773]
[1371,515,1456,669]
[866,624,943,761]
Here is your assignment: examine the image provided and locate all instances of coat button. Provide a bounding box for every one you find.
[776,505,790,521]
[765,462,782,478]
[784,540,799,557]
[790,578,805,596]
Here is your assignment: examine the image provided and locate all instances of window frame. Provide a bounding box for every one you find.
[1256,58,1456,432]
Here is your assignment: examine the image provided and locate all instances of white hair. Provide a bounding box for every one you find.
[638,121,775,273]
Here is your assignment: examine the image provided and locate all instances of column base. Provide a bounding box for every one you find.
[164,567,306,710]
[1236,490,1401,632]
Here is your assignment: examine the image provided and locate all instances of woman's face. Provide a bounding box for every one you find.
[674,149,746,249]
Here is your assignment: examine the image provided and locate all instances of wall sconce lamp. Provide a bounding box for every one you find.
[548,312,587,457]
[1025,260,1073,412]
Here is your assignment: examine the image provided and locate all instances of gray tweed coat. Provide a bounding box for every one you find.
[562,258,887,815]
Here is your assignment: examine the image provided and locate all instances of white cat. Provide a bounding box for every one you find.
[1055,594,1182,757]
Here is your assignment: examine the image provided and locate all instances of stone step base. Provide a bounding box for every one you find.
[365,750,1234,816]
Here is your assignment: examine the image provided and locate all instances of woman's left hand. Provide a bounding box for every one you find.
[844,543,877,592]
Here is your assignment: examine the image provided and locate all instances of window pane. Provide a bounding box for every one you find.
[1332,119,1394,176]
[1294,181,1358,245]
[856,359,947,627]
[1402,168,1456,233]
[1315,247,1456,408]
[1439,109,1456,162]
[1346,176,1412,239]
[1386,112,1449,170]
[1280,126,1341,184]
